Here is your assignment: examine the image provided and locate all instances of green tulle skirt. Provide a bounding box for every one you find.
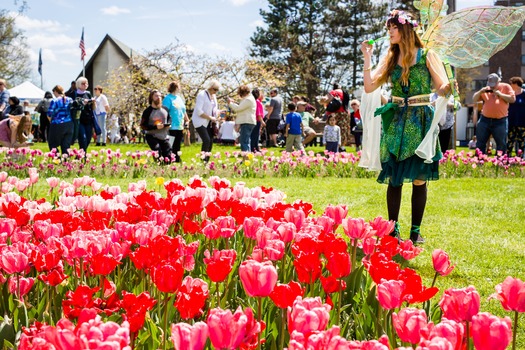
[377,154,439,187]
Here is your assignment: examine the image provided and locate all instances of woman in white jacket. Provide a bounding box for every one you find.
[227,85,256,152]
[192,80,221,161]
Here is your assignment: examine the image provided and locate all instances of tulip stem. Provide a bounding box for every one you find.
[163,293,170,350]
[351,240,357,273]
[337,285,342,325]
[216,282,220,308]
[512,310,518,350]
[279,308,286,350]
[431,271,438,288]
[257,297,263,350]
[465,321,470,350]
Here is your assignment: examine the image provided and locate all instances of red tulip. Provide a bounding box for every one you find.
[439,286,480,322]
[62,285,102,320]
[432,249,456,276]
[377,279,405,310]
[293,252,322,284]
[325,251,351,278]
[471,312,512,350]
[175,276,209,320]
[151,260,184,293]
[269,281,305,309]
[320,275,346,294]
[392,307,428,344]
[203,249,236,283]
[89,253,121,276]
[287,297,331,336]
[239,259,277,297]
[491,276,525,312]
[38,266,68,287]
[171,322,208,350]
[121,291,157,333]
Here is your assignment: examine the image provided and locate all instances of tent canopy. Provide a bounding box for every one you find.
[8,81,46,101]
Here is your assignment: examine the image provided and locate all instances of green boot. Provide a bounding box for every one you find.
[410,225,425,244]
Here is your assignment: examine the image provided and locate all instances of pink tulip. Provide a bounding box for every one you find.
[0,171,7,182]
[369,216,395,238]
[46,177,60,189]
[342,217,373,243]
[287,297,331,335]
[242,217,265,239]
[392,307,428,345]
[439,286,480,322]
[491,276,525,312]
[0,249,30,275]
[8,276,34,298]
[377,279,405,310]
[427,318,464,350]
[171,322,208,350]
[432,249,456,276]
[207,307,248,350]
[419,336,455,350]
[275,222,296,243]
[323,205,348,228]
[239,259,277,297]
[471,312,512,350]
[284,208,306,230]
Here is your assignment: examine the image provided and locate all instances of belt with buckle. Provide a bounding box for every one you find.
[391,94,432,107]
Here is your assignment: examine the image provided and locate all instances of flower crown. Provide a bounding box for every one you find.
[387,10,419,28]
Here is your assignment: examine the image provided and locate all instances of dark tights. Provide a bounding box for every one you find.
[387,182,427,230]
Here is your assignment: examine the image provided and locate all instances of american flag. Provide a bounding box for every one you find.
[79,27,86,61]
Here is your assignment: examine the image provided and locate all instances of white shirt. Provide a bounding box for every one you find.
[95,94,109,115]
[192,90,218,128]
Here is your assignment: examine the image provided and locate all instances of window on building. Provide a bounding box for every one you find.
[522,30,525,41]
[522,55,525,65]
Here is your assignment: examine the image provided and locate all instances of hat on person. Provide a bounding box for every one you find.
[487,73,501,88]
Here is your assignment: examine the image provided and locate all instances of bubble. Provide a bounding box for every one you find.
[266,33,274,40]
[313,1,322,9]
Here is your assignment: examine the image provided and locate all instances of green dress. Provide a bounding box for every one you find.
[377,49,442,186]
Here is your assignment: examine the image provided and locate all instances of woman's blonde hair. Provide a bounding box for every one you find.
[376,13,424,87]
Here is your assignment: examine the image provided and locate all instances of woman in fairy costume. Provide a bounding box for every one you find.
[360,10,450,244]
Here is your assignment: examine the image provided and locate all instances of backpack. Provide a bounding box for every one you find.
[326,97,342,112]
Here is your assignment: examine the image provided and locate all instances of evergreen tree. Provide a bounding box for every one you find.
[250,0,331,101]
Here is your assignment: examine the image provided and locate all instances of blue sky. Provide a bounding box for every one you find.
[7,0,493,91]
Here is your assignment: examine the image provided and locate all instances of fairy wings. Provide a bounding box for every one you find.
[359,0,525,171]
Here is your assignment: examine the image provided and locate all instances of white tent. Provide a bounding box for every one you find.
[8,81,46,101]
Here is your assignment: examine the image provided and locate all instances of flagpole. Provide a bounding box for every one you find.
[80,27,86,77]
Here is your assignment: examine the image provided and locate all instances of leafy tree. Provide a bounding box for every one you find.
[103,39,284,129]
[0,1,30,86]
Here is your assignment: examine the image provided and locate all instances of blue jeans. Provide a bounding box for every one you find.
[476,116,507,154]
[96,113,107,143]
[239,124,255,152]
[250,121,262,151]
[78,122,93,152]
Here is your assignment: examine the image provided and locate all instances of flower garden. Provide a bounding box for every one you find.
[1,146,525,350]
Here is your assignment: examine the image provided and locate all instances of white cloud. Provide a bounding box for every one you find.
[249,19,264,28]
[227,0,253,6]
[101,6,131,16]
[12,13,66,33]
[209,43,229,52]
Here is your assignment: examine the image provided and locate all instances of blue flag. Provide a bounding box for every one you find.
[38,48,42,76]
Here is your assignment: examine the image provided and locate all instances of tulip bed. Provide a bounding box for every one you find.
[1,145,524,180]
[1,171,523,350]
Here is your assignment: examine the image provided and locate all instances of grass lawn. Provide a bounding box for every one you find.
[24,141,525,346]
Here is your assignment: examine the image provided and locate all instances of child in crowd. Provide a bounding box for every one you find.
[323,114,341,153]
[218,115,236,145]
[468,135,477,149]
[285,103,304,153]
